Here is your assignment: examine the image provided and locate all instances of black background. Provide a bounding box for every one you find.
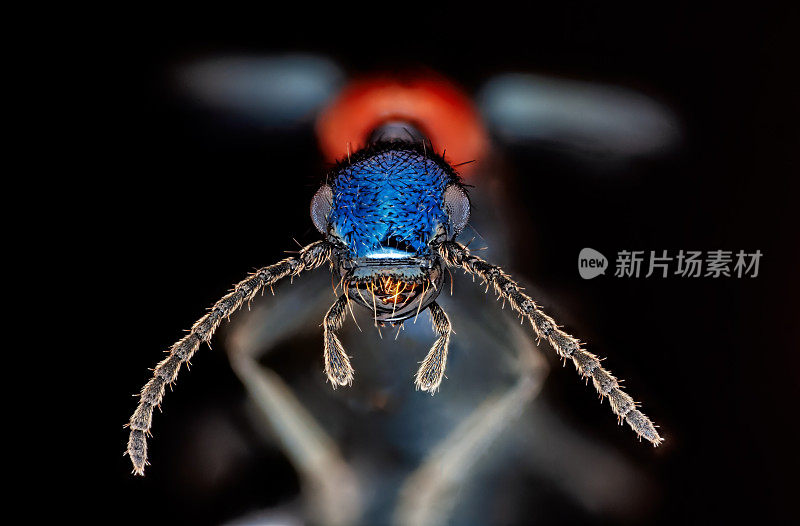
[71,3,797,524]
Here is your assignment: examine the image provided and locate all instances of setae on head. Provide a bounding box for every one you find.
[310,141,470,322]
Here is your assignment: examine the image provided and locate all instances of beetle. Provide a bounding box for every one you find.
[126,64,668,478]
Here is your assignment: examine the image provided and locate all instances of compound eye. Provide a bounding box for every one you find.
[311,185,333,234]
[444,184,470,237]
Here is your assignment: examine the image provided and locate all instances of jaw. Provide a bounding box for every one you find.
[339,256,444,323]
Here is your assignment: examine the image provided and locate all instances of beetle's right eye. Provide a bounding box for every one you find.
[311,185,333,234]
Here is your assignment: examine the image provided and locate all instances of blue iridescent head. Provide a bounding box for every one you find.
[310,139,470,323]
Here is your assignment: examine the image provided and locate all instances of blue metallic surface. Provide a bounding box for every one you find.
[328,144,458,258]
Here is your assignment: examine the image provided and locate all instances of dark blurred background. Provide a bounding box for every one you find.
[76,3,797,524]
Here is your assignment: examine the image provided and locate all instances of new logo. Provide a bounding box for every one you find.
[579,248,608,279]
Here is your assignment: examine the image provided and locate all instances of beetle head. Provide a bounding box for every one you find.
[310,141,469,322]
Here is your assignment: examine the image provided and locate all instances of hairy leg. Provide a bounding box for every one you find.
[324,295,355,386]
[415,302,452,393]
[439,241,662,445]
[125,241,332,475]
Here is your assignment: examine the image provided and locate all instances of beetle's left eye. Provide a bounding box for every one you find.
[311,185,333,234]
[444,184,470,237]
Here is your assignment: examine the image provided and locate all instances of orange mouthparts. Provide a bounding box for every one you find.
[355,276,419,305]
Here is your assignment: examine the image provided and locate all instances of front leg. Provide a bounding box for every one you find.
[415,302,452,394]
[324,295,355,387]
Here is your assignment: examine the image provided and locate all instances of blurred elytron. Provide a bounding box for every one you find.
[127,55,677,525]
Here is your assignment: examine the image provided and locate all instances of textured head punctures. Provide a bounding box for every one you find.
[328,142,462,258]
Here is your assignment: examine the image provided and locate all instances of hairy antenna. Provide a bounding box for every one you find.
[125,241,332,475]
[439,241,662,445]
